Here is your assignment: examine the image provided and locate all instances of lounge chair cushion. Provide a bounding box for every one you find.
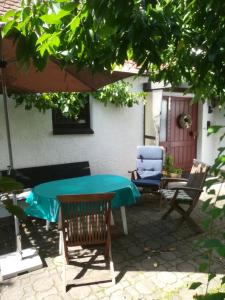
[137,170,162,180]
[133,178,160,188]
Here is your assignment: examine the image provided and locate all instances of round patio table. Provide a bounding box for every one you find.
[25,174,140,235]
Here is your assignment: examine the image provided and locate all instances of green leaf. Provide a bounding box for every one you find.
[62,2,77,11]
[217,195,225,201]
[202,218,211,230]
[0,176,23,192]
[16,37,31,69]
[40,10,70,25]
[2,198,26,221]
[37,33,60,55]
[203,239,223,248]
[218,147,225,153]
[70,16,80,32]
[216,245,225,257]
[208,189,216,195]
[208,207,222,219]
[48,34,60,52]
[199,262,208,272]
[208,273,216,282]
[220,133,225,141]
[202,199,212,212]
[38,44,49,57]
[36,33,52,45]
[195,293,225,299]
[189,282,202,289]
[21,6,32,21]
[1,9,17,22]
[222,276,225,285]
[207,126,224,136]
[1,20,15,37]
[205,178,220,189]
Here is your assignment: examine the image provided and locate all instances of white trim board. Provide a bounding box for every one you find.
[163,92,194,98]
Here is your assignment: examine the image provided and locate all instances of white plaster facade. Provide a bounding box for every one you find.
[0,76,147,177]
[197,103,225,166]
[1,75,224,176]
[144,89,163,146]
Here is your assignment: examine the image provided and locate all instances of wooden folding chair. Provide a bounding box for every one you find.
[57,193,115,292]
[160,160,210,232]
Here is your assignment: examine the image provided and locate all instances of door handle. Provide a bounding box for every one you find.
[189,131,197,139]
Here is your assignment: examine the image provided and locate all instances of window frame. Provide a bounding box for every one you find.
[52,97,94,135]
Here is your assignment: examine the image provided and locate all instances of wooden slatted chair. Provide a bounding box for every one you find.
[160,160,210,232]
[57,193,115,292]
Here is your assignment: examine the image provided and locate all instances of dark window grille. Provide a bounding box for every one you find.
[52,97,94,135]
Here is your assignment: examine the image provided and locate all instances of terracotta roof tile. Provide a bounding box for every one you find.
[0,0,21,15]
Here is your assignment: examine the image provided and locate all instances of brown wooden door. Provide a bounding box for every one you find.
[159,96,198,171]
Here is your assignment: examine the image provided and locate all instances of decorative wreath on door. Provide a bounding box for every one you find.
[178,113,192,129]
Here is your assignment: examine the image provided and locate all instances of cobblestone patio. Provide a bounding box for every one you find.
[0,192,225,299]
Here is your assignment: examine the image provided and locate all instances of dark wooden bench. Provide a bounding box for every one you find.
[2,161,91,189]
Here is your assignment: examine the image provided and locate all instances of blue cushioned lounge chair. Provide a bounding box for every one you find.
[129,146,164,191]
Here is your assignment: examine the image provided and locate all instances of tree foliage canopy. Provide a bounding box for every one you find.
[11,80,145,118]
[1,0,225,106]
[1,3,225,292]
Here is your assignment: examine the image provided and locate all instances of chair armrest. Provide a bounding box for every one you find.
[160,177,188,188]
[168,186,203,206]
[128,170,137,180]
[170,186,203,192]
[162,177,188,182]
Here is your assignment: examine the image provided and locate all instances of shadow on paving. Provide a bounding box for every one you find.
[0,194,224,284]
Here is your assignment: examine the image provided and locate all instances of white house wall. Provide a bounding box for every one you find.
[152,90,163,145]
[0,76,146,177]
[197,102,225,166]
[144,89,163,145]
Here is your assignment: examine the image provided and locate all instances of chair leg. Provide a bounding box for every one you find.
[120,206,128,235]
[109,247,115,285]
[182,213,202,233]
[110,211,115,226]
[161,206,174,219]
[176,215,185,228]
[174,205,203,233]
[46,220,50,231]
[59,231,63,255]
[159,194,164,211]
[62,244,67,293]
[104,243,109,260]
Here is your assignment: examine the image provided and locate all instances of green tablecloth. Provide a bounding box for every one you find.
[25,174,140,222]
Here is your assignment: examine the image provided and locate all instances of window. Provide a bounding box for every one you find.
[52,97,94,135]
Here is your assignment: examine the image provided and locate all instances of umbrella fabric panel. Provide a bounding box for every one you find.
[0,38,137,93]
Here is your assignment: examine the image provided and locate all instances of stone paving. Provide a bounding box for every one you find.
[0,192,225,299]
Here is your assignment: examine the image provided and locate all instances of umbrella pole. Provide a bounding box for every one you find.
[1,63,23,256]
[0,35,42,279]
[0,26,13,169]
[2,79,13,169]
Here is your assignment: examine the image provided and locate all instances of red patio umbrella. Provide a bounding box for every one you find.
[0,38,137,94]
